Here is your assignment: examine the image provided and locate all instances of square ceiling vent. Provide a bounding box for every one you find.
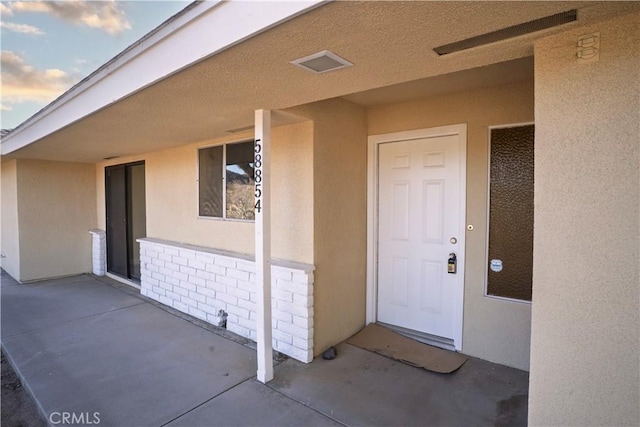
[290,50,353,74]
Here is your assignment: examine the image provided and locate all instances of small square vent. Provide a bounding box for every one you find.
[290,50,353,74]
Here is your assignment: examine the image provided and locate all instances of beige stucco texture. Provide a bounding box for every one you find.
[529,13,639,426]
[1,159,96,282]
[1,160,20,279]
[288,99,369,356]
[368,81,535,371]
[97,121,314,265]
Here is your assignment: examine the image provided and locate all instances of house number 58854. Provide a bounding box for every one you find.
[254,138,262,213]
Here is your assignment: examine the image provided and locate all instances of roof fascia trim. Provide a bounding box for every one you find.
[1,0,325,155]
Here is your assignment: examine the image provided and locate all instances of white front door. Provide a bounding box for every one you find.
[375,125,466,347]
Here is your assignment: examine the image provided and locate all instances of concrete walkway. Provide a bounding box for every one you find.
[1,271,529,426]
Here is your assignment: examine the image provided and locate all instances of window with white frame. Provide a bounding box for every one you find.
[198,141,255,220]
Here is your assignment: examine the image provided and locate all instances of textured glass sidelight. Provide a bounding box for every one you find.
[487,125,535,301]
[198,146,223,217]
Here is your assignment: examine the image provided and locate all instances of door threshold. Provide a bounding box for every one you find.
[377,322,456,352]
[105,272,141,290]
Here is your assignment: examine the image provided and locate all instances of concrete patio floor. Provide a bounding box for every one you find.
[1,271,529,426]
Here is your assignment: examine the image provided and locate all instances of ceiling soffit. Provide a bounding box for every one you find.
[9,1,639,162]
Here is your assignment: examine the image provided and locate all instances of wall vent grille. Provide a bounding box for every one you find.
[434,10,577,56]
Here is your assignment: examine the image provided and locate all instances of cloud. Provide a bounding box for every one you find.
[0,21,44,35]
[7,1,131,35]
[0,3,13,16]
[1,104,12,111]
[1,50,79,106]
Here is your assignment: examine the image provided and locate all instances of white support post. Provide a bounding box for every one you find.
[254,109,273,383]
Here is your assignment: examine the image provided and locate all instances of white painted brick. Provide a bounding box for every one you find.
[215,257,237,268]
[271,268,293,281]
[173,301,189,313]
[158,295,173,307]
[151,257,165,268]
[249,292,258,303]
[174,287,189,297]
[195,287,215,299]
[158,281,173,292]
[152,285,166,296]
[237,280,254,292]
[196,252,215,264]
[205,264,226,275]
[189,291,206,304]
[159,267,174,277]
[276,280,309,296]
[294,294,313,308]
[226,313,239,324]
[195,269,216,281]
[272,289,293,303]
[292,336,312,351]
[146,264,159,273]
[277,300,313,318]
[197,303,219,315]
[146,277,160,287]
[273,329,293,345]
[146,290,160,301]
[274,342,312,363]
[249,273,257,282]
[141,288,149,297]
[159,253,173,262]
[227,323,250,338]
[172,256,188,266]
[205,280,226,293]
[293,315,313,329]
[164,246,180,256]
[151,272,165,282]
[237,298,256,312]
[227,269,249,281]
[272,310,293,323]
[206,313,222,324]
[173,271,188,282]
[166,290,181,301]
[188,275,206,287]
[146,249,159,259]
[180,296,198,308]
[188,258,206,270]
[206,298,225,310]
[217,275,237,288]
[164,262,179,272]
[178,280,196,292]
[179,249,197,260]
[226,305,250,320]
[180,265,196,276]
[279,321,313,340]
[188,306,207,321]
[237,316,256,331]
[292,272,312,285]
[236,261,256,273]
[227,286,250,301]
[166,276,180,287]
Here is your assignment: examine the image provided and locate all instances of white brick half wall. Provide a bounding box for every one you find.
[138,238,315,363]
[89,229,106,276]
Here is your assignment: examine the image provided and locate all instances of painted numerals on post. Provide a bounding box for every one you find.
[254,138,263,213]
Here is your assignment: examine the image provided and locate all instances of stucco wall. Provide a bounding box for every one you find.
[288,99,369,357]
[529,13,639,426]
[97,121,314,265]
[367,81,534,371]
[1,160,20,280]
[16,159,96,282]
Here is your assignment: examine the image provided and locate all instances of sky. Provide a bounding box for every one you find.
[0,0,191,130]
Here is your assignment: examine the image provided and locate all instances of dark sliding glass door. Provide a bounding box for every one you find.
[105,162,146,281]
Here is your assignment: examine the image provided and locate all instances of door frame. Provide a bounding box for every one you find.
[366,123,467,350]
